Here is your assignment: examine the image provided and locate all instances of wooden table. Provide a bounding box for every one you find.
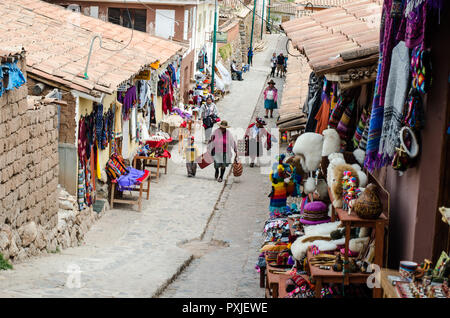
[110,172,150,212]
[133,156,168,183]
[380,268,401,298]
[265,262,291,298]
[307,250,372,298]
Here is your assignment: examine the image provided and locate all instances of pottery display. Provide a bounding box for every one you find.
[353,183,383,219]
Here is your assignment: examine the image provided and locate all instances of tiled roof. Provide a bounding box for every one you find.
[278,48,312,121]
[282,0,381,75]
[0,0,184,96]
[295,0,355,8]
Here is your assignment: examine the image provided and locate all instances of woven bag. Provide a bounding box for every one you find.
[233,161,243,177]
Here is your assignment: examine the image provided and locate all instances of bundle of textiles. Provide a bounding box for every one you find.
[171,107,192,120]
[0,61,26,97]
[147,131,171,141]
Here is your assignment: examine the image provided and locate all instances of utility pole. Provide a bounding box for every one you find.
[211,0,218,94]
[261,0,265,40]
[249,0,257,67]
[268,0,271,32]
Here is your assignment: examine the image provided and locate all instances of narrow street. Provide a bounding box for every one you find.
[0,34,287,298]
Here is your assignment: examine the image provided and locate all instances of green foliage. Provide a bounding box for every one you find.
[0,253,13,270]
[218,43,232,61]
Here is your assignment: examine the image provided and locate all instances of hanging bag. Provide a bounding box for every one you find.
[233,157,243,177]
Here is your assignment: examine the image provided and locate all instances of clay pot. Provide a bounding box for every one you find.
[353,183,382,219]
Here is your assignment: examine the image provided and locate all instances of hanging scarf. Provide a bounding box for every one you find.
[328,95,345,129]
[378,41,411,165]
[336,99,355,142]
[364,0,403,171]
[352,107,369,148]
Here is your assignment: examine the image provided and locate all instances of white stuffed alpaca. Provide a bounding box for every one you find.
[353,148,366,166]
[326,154,346,189]
[292,133,324,173]
[322,128,341,157]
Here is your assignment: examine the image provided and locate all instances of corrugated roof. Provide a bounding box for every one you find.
[282,0,381,75]
[0,0,184,96]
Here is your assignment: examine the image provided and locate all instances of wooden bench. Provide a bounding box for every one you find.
[133,156,168,183]
[109,172,150,212]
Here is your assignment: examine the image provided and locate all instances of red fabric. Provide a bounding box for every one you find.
[145,138,172,148]
[136,169,150,183]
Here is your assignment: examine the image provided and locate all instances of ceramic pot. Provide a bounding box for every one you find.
[353,183,382,219]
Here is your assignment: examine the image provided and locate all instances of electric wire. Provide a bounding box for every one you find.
[99,0,134,52]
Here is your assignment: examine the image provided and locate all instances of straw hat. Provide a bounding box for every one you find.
[218,120,230,128]
[268,79,276,85]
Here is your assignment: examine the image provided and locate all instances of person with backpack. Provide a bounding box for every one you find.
[200,95,219,143]
[276,53,285,77]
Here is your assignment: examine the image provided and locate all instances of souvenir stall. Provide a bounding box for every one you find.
[261,0,449,298]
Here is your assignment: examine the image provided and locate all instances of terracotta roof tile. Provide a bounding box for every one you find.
[0,0,184,95]
[281,0,381,74]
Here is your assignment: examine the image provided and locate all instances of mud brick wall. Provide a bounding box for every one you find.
[0,58,60,261]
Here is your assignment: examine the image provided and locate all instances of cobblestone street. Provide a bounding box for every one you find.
[0,34,287,298]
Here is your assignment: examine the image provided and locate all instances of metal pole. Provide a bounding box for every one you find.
[249,0,257,67]
[211,0,218,94]
[261,0,265,40]
[268,0,271,32]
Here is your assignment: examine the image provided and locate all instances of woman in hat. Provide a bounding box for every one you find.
[208,120,238,183]
[244,117,274,167]
[264,80,278,118]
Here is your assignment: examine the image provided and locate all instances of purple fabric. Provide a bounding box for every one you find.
[300,218,331,225]
[117,86,137,121]
[304,201,327,212]
[397,1,427,49]
[116,166,145,191]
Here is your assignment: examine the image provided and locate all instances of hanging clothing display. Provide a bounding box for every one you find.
[118,85,137,121]
[378,41,411,164]
[305,79,329,133]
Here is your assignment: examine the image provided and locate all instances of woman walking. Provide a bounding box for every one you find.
[244,117,273,167]
[264,79,278,118]
[200,95,219,143]
[270,53,277,77]
[209,120,238,183]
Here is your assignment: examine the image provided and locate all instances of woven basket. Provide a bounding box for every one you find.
[233,161,243,177]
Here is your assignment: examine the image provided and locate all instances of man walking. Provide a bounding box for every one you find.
[270,53,277,77]
[276,53,285,77]
[247,47,253,66]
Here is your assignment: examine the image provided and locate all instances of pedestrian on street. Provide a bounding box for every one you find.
[247,47,253,66]
[270,53,277,77]
[276,53,285,77]
[263,79,278,119]
[200,95,219,143]
[208,120,238,183]
[231,60,243,81]
[244,117,274,167]
[185,136,198,177]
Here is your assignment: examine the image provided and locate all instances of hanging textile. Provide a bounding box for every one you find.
[305,78,328,133]
[77,160,87,211]
[118,86,137,121]
[364,0,403,171]
[352,107,370,149]
[114,101,123,137]
[78,116,87,161]
[122,119,130,158]
[336,99,355,143]
[378,41,411,165]
[314,90,332,135]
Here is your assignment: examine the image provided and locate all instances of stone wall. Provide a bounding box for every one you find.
[0,66,60,261]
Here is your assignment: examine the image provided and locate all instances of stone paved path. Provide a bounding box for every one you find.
[160,35,289,298]
[0,34,286,298]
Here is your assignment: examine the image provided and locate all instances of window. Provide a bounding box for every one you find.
[184,9,189,40]
[108,8,147,32]
[90,6,99,18]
